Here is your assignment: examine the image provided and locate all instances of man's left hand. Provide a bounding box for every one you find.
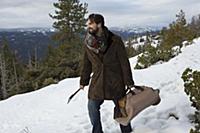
[127,84,136,89]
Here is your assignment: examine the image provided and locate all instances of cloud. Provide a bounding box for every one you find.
[83,0,200,27]
[0,0,200,28]
[0,0,55,28]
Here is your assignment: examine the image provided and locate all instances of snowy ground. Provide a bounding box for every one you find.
[1,38,200,133]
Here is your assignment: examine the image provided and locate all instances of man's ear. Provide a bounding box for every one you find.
[97,23,101,28]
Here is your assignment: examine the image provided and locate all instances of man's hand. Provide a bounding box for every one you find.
[80,85,85,90]
[127,84,136,90]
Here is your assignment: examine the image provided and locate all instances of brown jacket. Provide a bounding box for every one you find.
[80,28,134,100]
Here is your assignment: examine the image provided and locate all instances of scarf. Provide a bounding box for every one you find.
[84,27,110,54]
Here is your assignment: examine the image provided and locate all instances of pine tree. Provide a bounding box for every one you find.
[0,37,23,99]
[21,46,42,92]
[189,14,200,37]
[135,11,191,69]
[176,9,186,26]
[12,56,19,93]
[144,31,152,45]
[125,39,137,58]
[160,10,194,49]
[40,0,88,86]
[182,68,200,133]
[134,45,158,69]
[49,0,88,43]
[0,52,7,99]
[27,47,39,70]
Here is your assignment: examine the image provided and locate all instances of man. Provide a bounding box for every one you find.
[79,13,135,133]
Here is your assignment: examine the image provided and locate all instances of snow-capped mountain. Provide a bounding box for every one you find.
[0,26,160,63]
[110,25,161,40]
[110,25,161,34]
[0,28,57,63]
[0,27,55,34]
[0,37,200,133]
[124,34,161,49]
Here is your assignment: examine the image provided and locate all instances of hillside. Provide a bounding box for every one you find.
[0,38,200,133]
[0,28,56,63]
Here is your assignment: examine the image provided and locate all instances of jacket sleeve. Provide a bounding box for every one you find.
[80,48,92,86]
[116,37,135,86]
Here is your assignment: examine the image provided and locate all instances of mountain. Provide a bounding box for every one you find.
[0,26,160,63]
[0,37,199,133]
[110,25,161,39]
[0,27,55,32]
[0,28,56,63]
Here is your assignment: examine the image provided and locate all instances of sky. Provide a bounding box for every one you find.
[1,0,200,29]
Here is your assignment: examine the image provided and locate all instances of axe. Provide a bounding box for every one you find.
[67,88,82,104]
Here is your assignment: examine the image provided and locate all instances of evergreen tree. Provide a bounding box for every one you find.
[125,39,137,58]
[189,14,200,37]
[0,52,7,99]
[134,45,158,69]
[135,10,196,70]
[160,10,194,49]
[21,47,42,92]
[182,68,200,133]
[144,31,152,45]
[0,38,23,99]
[49,0,88,43]
[176,9,186,26]
[42,0,88,84]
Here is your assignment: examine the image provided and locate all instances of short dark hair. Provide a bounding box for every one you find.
[88,13,105,27]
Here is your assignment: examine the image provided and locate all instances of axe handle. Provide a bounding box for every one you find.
[67,88,82,104]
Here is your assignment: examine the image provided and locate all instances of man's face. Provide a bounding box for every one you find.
[86,19,99,35]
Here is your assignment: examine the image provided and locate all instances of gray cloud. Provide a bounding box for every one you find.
[83,0,200,27]
[0,0,200,28]
[0,0,55,28]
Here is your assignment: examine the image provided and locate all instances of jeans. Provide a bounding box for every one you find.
[88,99,133,133]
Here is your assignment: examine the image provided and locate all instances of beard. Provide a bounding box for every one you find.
[88,27,99,35]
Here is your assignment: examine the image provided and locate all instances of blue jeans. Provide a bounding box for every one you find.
[88,99,133,133]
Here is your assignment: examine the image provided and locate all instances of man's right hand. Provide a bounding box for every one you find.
[80,85,85,90]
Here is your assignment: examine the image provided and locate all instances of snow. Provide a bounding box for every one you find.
[110,25,161,34]
[1,38,200,133]
[124,35,160,50]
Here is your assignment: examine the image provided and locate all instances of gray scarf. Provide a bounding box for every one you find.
[84,27,109,54]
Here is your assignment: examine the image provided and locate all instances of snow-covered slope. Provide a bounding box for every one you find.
[110,25,161,34]
[1,38,200,133]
